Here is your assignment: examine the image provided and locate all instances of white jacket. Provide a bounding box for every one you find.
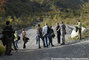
[43,25,48,35]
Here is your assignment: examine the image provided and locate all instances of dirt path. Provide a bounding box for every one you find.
[0,38,89,60]
[0,25,89,60]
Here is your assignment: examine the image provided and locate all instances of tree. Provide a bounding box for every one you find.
[0,0,6,12]
[0,0,6,16]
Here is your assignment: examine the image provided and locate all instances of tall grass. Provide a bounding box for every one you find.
[0,41,5,55]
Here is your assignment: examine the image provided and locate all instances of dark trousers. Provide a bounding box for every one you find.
[79,28,81,40]
[5,38,12,55]
[23,38,26,48]
[76,27,81,40]
[23,42,26,48]
[44,35,48,47]
[12,40,17,50]
[76,27,82,39]
[48,34,54,46]
[39,34,45,47]
[62,33,65,44]
[57,33,61,44]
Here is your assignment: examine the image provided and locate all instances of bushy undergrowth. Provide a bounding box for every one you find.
[0,42,5,55]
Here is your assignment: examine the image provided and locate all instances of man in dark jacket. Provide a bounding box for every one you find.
[56,23,61,44]
[2,21,14,56]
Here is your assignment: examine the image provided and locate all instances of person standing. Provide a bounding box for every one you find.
[10,25,17,50]
[56,23,61,44]
[43,23,48,47]
[22,28,27,49]
[2,21,14,56]
[77,20,82,40]
[14,31,18,49]
[61,21,66,45]
[36,24,45,48]
[48,26,54,47]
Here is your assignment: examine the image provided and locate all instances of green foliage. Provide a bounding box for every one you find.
[0,0,89,33]
[2,0,88,17]
[0,43,5,55]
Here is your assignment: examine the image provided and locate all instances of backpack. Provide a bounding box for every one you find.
[18,36,20,40]
[50,29,55,38]
[23,37,29,43]
[51,32,55,38]
[47,27,50,34]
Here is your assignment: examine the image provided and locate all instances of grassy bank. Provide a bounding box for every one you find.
[0,41,5,55]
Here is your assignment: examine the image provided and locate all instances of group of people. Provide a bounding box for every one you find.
[1,21,29,56]
[0,20,82,56]
[36,21,66,49]
[1,21,18,56]
[36,20,82,49]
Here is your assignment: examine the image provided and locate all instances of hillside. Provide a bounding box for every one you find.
[0,0,88,17]
[0,0,89,56]
[4,0,88,17]
[0,0,89,32]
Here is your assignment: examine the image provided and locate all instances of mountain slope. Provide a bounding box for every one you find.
[3,0,88,17]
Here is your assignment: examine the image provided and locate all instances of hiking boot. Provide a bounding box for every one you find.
[61,43,65,45]
[38,47,41,49]
[52,45,54,47]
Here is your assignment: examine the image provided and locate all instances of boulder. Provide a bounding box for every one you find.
[71,27,87,38]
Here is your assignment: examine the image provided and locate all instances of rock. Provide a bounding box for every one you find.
[71,27,87,38]
[71,29,79,38]
[82,27,87,34]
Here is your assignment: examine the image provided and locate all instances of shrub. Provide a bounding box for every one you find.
[0,44,5,55]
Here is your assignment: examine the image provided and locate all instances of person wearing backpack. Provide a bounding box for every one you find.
[48,26,54,47]
[36,24,45,48]
[61,21,66,45]
[2,21,14,56]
